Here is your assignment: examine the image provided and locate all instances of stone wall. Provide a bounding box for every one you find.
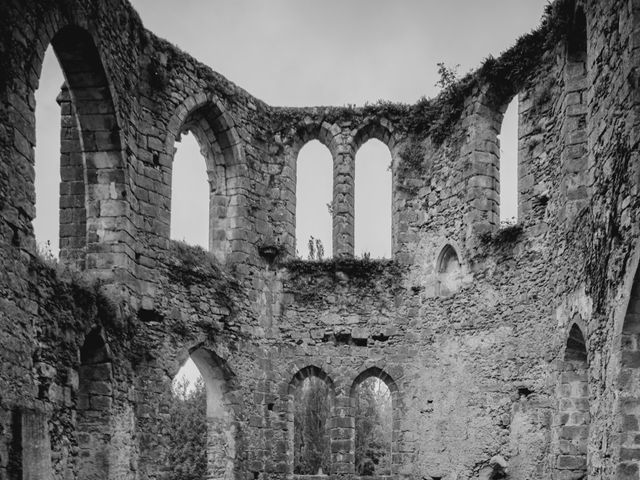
[2,0,640,479]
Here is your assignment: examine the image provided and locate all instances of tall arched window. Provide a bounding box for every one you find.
[354,377,392,475]
[293,377,332,474]
[498,96,519,225]
[355,139,392,258]
[162,349,236,480]
[166,100,243,264]
[27,26,125,272]
[288,366,334,475]
[34,46,65,260]
[351,368,398,476]
[555,323,589,478]
[296,141,333,260]
[170,132,209,249]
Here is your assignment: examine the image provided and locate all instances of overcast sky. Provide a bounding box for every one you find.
[34,0,548,378]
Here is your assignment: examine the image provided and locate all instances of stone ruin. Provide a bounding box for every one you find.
[1,0,639,478]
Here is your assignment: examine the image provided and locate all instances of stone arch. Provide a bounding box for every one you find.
[349,366,399,403]
[288,364,336,395]
[288,365,336,475]
[352,120,398,158]
[616,255,640,477]
[11,17,128,273]
[77,326,114,479]
[288,121,341,162]
[164,93,245,263]
[350,367,400,476]
[554,321,589,478]
[436,243,463,296]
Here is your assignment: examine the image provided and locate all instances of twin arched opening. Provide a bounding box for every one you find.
[293,122,394,260]
[288,365,398,477]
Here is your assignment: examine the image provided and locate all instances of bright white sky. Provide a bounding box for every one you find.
[34,0,547,378]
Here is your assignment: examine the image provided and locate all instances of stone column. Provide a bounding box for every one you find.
[333,148,354,258]
[57,84,87,270]
[463,105,501,238]
[560,51,589,222]
[330,395,355,474]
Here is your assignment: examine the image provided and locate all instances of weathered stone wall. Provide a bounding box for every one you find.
[2,0,640,479]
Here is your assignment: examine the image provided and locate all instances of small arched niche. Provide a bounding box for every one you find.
[436,244,462,296]
[554,322,589,478]
[288,366,335,475]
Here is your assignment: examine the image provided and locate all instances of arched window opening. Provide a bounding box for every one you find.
[29,26,124,271]
[162,349,235,480]
[293,376,332,475]
[77,327,113,479]
[436,244,462,296]
[170,131,209,249]
[296,141,333,260]
[354,377,392,476]
[34,46,65,261]
[498,96,519,226]
[567,7,587,64]
[555,323,589,478]
[355,140,392,259]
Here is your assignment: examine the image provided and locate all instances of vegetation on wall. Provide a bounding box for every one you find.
[575,128,632,314]
[271,0,578,149]
[283,257,404,280]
